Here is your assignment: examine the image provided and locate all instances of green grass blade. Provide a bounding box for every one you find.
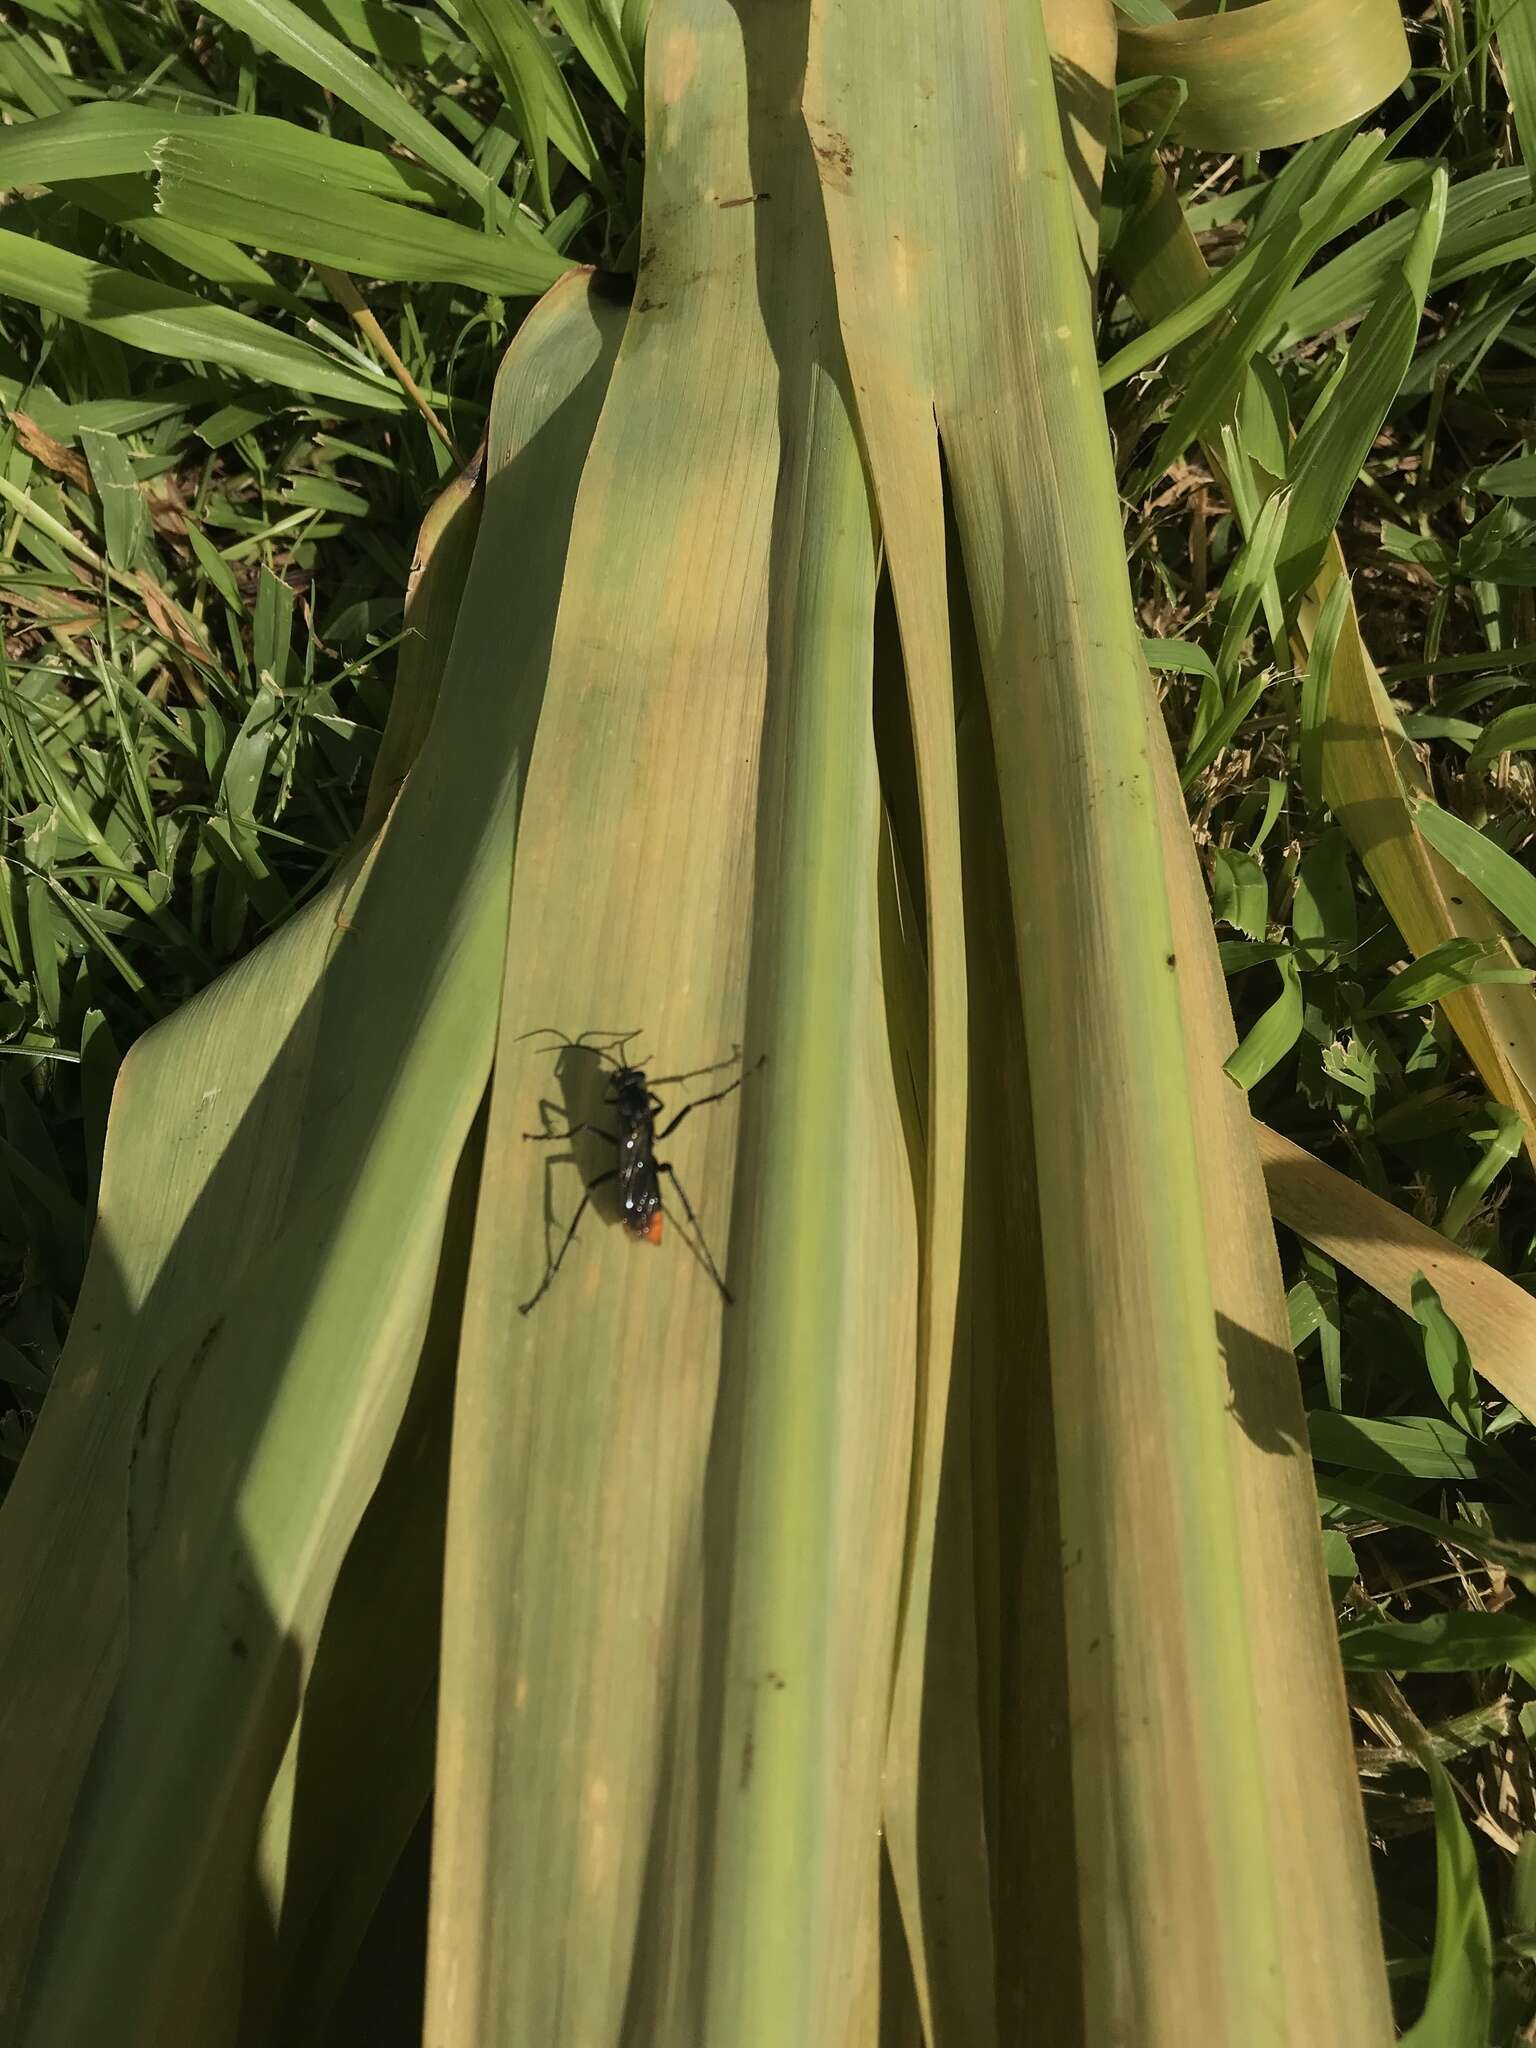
[1493,0,1536,196]
[1300,571,1349,815]
[77,423,146,572]
[451,0,598,207]
[1359,938,1532,1016]
[1412,795,1536,949]
[1274,167,1530,348]
[549,0,640,121]
[195,0,493,204]
[0,101,447,203]
[152,134,569,295]
[0,227,401,408]
[1276,168,1446,601]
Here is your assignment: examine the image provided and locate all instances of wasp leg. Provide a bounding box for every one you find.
[654,1054,766,1140]
[657,1162,732,1304]
[645,1045,745,1092]
[519,1167,618,1314]
[523,1122,620,1144]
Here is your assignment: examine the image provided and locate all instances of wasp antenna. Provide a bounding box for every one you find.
[582,1027,646,1071]
[516,1025,575,1051]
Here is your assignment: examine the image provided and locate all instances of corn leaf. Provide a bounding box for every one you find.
[5,267,618,2046]
[1116,0,1409,151]
[425,14,922,2038]
[810,0,1390,2041]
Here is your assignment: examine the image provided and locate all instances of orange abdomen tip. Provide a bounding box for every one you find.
[644,1213,664,1245]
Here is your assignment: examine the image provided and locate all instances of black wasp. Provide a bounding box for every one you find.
[518,1029,764,1314]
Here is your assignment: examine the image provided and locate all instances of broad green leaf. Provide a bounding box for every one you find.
[1410,1273,1482,1439]
[1340,1609,1536,1675]
[252,565,296,692]
[1512,1834,1536,1938]
[1399,1757,1494,2048]
[1307,1410,1505,1484]
[217,680,282,822]
[618,0,648,78]
[1211,845,1267,940]
[1468,700,1536,766]
[1495,0,1536,194]
[1143,534,1394,2045]
[1292,829,1356,968]
[153,135,568,296]
[1140,632,1216,683]
[1225,950,1302,1089]
[0,227,401,409]
[63,172,285,296]
[253,1134,472,2043]
[1479,450,1536,497]
[23,873,60,1027]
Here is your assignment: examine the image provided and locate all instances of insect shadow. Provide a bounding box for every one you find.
[518,1028,761,1314]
